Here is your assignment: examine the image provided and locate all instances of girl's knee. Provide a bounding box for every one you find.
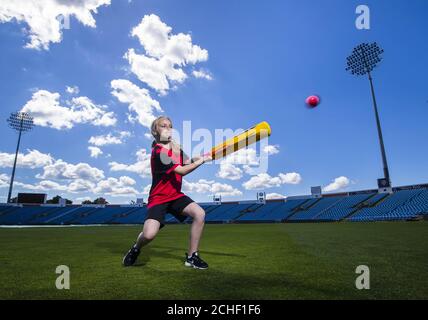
[144,230,158,241]
[195,209,205,223]
[143,220,160,241]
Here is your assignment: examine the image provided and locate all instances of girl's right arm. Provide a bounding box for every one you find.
[173,154,212,176]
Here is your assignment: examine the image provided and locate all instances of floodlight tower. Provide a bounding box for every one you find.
[346,42,391,188]
[6,112,34,203]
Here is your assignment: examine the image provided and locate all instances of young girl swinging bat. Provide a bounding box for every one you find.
[123,116,212,269]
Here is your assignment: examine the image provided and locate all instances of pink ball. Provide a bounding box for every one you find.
[306,95,320,108]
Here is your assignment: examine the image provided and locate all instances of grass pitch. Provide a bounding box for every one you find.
[0,222,427,299]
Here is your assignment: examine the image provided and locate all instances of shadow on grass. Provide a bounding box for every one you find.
[96,242,246,267]
[154,245,246,258]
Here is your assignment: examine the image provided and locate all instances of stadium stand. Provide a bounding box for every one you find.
[316,193,375,221]
[288,196,343,221]
[1,185,427,226]
[236,201,284,222]
[347,189,423,221]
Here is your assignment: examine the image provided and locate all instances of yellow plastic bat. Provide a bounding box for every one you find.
[209,121,271,160]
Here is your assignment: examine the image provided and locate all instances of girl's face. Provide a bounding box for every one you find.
[157,118,172,142]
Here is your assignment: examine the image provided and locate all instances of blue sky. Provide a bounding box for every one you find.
[0,0,427,204]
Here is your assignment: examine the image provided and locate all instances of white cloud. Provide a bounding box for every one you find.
[0,149,54,169]
[20,90,117,130]
[75,196,92,202]
[93,176,139,196]
[66,85,79,95]
[263,145,280,155]
[323,176,350,192]
[279,172,302,184]
[11,175,139,197]
[222,148,259,167]
[0,149,144,198]
[192,69,212,80]
[126,14,208,94]
[210,183,242,197]
[183,179,242,197]
[242,172,302,190]
[111,79,162,129]
[142,184,152,195]
[216,163,243,181]
[36,159,105,181]
[88,131,131,146]
[109,148,151,178]
[88,146,103,158]
[72,96,117,127]
[0,0,111,50]
[144,133,153,140]
[75,196,91,201]
[1,173,71,193]
[67,179,96,193]
[0,173,9,188]
[14,180,67,191]
[216,148,260,180]
[266,193,286,200]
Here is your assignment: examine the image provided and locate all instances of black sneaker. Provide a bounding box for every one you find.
[184,251,208,269]
[122,245,140,267]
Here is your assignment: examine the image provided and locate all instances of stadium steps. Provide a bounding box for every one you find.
[311,197,346,220]
[300,198,322,210]
[64,208,99,224]
[205,205,221,214]
[205,203,241,222]
[45,206,83,223]
[341,193,381,221]
[281,199,312,221]
[46,207,98,224]
[292,198,322,212]
[27,207,67,223]
[342,207,368,221]
[233,204,265,221]
[290,199,311,211]
[369,193,391,207]
[0,206,20,217]
[236,201,285,222]
[0,206,21,224]
[356,193,388,208]
[223,203,258,222]
[376,189,427,220]
[315,193,375,221]
[240,203,264,213]
[347,190,422,222]
[345,193,390,220]
[106,207,143,223]
[285,198,321,220]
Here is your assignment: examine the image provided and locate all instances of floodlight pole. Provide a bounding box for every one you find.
[7,117,23,204]
[346,43,391,188]
[6,112,34,204]
[367,69,391,186]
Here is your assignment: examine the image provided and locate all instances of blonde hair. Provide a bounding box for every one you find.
[150,116,181,155]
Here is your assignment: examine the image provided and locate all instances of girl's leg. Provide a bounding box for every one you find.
[135,219,161,249]
[181,202,206,255]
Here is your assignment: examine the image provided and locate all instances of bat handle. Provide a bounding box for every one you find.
[201,151,215,160]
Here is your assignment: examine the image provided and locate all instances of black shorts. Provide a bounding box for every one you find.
[146,195,194,228]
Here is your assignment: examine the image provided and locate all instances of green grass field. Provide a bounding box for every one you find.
[0,222,427,299]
